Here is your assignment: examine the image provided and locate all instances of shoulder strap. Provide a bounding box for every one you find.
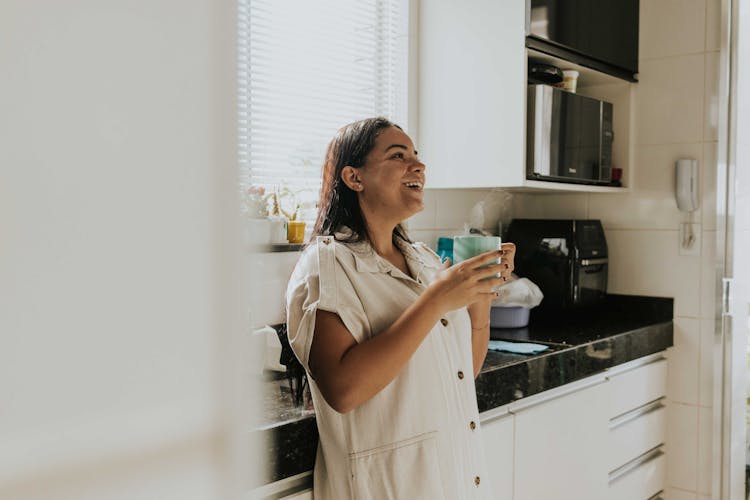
[316,236,337,310]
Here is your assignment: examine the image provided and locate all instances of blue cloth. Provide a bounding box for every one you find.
[488,340,550,355]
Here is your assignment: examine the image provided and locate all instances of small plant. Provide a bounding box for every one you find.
[245,185,269,218]
[269,185,300,221]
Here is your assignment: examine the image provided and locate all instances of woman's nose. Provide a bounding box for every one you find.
[410,160,425,173]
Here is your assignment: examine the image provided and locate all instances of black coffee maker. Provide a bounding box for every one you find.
[506,219,608,310]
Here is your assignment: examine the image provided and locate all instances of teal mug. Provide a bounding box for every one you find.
[453,235,502,287]
[452,235,502,264]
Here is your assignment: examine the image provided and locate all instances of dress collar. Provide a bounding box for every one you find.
[333,226,435,277]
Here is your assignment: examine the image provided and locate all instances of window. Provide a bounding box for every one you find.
[238,0,409,222]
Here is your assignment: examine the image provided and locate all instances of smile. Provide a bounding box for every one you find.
[403,181,423,191]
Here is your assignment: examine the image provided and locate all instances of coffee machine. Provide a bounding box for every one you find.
[505,219,608,310]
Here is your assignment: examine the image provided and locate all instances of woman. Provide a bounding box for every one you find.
[286,117,515,499]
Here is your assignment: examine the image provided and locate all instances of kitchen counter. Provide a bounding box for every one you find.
[255,294,673,484]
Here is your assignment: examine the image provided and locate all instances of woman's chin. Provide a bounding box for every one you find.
[402,198,425,219]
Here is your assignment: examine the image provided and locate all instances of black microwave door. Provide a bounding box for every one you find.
[528,0,639,75]
[550,92,601,181]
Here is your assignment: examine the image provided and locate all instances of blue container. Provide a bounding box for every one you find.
[436,237,454,264]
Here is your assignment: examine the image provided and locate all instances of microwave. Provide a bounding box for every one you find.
[526,84,614,185]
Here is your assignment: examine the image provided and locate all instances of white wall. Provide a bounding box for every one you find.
[0,1,252,498]
[511,1,721,498]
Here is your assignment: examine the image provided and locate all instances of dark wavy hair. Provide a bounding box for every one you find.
[312,117,412,244]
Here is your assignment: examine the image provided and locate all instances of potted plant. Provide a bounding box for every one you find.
[269,186,306,244]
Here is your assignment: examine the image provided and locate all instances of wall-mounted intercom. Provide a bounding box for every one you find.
[675,158,700,254]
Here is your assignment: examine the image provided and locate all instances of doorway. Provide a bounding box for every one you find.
[714,0,750,498]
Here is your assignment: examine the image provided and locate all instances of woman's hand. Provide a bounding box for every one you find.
[467,242,516,377]
[425,249,505,314]
[499,242,516,283]
[466,243,517,316]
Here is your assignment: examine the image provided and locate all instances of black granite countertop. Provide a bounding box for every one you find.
[256,294,674,484]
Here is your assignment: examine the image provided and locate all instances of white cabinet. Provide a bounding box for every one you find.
[608,448,666,500]
[418,0,526,189]
[418,3,634,192]
[512,377,610,500]
[605,355,668,499]
[260,354,668,500]
[480,410,514,500]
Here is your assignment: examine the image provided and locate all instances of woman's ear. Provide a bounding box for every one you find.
[340,166,363,192]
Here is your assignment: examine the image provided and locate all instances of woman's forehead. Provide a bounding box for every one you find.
[375,126,414,150]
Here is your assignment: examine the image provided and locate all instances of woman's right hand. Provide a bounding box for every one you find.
[426,249,506,314]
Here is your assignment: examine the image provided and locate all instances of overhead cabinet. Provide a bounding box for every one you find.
[418,0,526,189]
[418,0,637,192]
[526,0,640,82]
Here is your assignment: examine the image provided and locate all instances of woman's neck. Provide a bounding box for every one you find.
[367,223,397,257]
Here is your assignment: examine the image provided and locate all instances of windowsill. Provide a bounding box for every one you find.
[250,243,306,253]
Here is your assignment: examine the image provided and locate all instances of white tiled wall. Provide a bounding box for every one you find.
[406,188,511,249]
[250,251,302,327]
[511,0,721,496]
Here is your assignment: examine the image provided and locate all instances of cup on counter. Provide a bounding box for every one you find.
[287,221,306,244]
[452,235,502,267]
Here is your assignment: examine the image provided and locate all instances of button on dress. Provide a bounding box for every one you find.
[286,232,491,500]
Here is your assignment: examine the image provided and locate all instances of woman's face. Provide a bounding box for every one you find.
[354,126,425,222]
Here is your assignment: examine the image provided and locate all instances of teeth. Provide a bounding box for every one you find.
[405,182,423,188]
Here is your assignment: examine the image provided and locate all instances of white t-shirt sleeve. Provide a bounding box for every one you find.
[285,237,368,373]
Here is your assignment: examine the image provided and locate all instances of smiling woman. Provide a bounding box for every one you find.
[285,117,516,499]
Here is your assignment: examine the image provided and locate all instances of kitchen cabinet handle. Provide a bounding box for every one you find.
[605,353,666,379]
[608,445,664,483]
[580,257,608,266]
[609,397,666,430]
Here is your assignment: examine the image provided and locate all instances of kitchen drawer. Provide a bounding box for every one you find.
[608,398,666,471]
[608,447,666,500]
[608,357,667,419]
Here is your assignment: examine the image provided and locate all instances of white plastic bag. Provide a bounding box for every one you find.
[492,277,544,309]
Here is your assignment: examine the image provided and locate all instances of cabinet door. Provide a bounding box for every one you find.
[418,0,526,188]
[513,380,609,500]
[481,412,514,500]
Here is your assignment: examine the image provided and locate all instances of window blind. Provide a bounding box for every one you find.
[238,0,409,221]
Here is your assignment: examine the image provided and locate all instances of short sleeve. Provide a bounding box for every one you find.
[285,238,368,373]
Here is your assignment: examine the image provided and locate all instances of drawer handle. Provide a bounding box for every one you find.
[580,257,608,266]
[608,445,664,483]
[609,397,666,430]
[647,491,664,500]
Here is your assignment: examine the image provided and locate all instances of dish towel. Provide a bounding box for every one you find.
[488,340,550,355]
